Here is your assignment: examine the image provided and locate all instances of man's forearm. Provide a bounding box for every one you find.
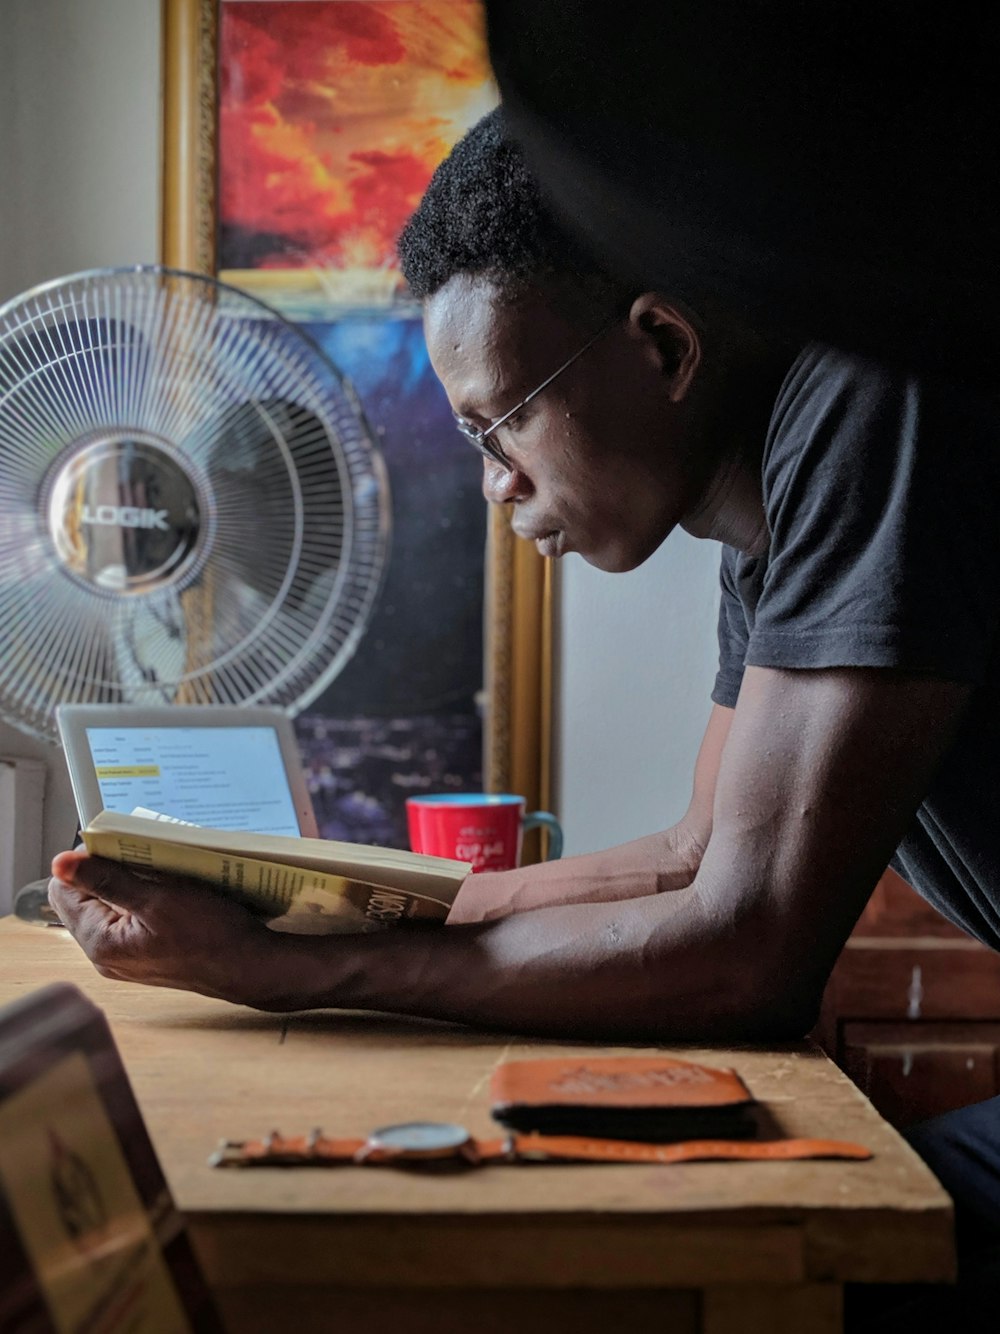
[444,711,726,926]
[250,885,801,1042]
[447,826,705,923]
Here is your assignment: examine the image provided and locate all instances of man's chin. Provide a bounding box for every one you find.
[534,531,567,559]
[528,528,666,572]
[578,535,669,574]
[583,554,640,574]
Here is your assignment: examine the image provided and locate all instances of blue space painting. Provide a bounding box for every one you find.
[293,316,486,848]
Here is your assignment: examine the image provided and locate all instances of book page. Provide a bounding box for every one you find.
[86,810,469,905]
[82,819,453,933]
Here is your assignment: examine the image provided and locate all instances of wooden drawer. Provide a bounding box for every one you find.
[822,937,1000,1024]
[841,1021,1000,1127]
[816,872,1000,1126]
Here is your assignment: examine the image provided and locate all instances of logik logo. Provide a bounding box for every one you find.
[81,504,170,531]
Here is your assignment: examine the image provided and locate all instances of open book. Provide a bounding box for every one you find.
[80,810,470,935]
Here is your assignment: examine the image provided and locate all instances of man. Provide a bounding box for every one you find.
[49,110,999,1312]
[50,107,999,1038]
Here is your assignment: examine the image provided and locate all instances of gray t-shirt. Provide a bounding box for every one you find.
[712,344,1000,950]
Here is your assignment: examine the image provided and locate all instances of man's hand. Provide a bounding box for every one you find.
[48,850,290,1007]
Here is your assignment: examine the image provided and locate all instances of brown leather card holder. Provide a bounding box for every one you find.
[490,1055,758,1141]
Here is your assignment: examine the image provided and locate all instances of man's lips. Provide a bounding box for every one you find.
[514,524,566,557]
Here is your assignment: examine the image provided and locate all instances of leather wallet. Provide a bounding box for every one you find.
[489,1056,758,1141]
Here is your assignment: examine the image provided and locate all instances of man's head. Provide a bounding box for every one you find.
[398,109,720,573]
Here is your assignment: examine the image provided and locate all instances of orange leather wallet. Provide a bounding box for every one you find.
[490,1055,758,1141]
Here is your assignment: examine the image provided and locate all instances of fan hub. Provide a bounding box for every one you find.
[46,434,204,595]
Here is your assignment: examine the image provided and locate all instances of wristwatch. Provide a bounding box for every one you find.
[210,1121,872,1169]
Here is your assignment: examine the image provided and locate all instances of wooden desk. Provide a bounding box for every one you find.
[0,918,953,1334]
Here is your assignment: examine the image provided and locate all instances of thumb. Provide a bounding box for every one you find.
[51,850,158,911]
[51,848,90,885]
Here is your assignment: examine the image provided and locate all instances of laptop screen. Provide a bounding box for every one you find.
[84,725,301,836]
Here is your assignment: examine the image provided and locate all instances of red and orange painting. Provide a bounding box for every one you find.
[219,0,497,311]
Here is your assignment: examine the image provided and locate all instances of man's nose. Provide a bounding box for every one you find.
[482,457,530,504]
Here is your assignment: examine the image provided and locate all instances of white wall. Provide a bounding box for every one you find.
[0,0,162,305]
[556,533,720,855]
[0,0,162,870]
[0,0,720,875]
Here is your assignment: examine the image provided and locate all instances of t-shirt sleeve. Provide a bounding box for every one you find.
[712,546,747,708]
[747,346,1000,683]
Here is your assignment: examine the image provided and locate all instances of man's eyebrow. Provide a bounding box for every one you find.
[456,378,521,422]
[454,391,499,422]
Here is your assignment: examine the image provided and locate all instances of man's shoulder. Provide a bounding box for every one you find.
[773,341,906,423]
[774,340,997,421]
[765,339,998,497]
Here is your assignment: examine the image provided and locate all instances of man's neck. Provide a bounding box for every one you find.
[681,338,792,556]
[682,446,770,554]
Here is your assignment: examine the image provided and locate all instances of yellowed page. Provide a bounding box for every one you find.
[84,811,469,907]
[82,824,452,934]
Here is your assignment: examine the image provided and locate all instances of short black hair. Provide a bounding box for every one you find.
[397,107,624,309]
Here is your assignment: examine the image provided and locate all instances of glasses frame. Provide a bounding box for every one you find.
[453,316,620,471]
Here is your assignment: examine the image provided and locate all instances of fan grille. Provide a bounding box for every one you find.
[0,266,389,740]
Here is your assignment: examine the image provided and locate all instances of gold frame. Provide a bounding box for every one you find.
[159,0,554,850]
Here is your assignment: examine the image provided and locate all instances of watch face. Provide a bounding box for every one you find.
[368,1121,471,1159]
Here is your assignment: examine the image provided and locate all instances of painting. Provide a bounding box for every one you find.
[161,0,553,852]
[294,315,487,846]
[217,0,497,315]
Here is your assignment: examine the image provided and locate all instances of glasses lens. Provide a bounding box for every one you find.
[453,415,512,470]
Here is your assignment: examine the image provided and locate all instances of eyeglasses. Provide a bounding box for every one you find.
[452,316,619,472]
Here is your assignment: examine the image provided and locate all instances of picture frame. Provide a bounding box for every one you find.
[160,0,553,853]
[0,983,220,1331]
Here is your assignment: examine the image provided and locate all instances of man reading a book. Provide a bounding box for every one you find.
[49,108,1000,1304]
[50,102,1000,1040]
[47,101,1000,1022]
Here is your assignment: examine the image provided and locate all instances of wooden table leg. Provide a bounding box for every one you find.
[211,1286,702,1334]
[703,1283,843,1334]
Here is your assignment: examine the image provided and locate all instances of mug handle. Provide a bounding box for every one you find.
[523,811,563,861]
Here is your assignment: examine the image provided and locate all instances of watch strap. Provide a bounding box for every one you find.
[211,1131,368,1167]
[495,1133,873,1164]
[211,1129,871,1168]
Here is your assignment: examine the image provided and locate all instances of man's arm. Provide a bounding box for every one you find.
[448,702,732,922]
[50,668,968,1041]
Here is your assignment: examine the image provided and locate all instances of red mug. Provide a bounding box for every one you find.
[406,793,563,872]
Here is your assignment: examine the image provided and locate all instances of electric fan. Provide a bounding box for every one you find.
[0,266,390,741]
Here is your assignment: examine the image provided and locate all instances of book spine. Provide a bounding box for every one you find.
[81,829,450,932]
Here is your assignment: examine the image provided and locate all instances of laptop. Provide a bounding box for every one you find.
[56,704,317,838]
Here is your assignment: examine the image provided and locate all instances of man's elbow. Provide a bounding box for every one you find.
[740,989,821,1041]
[688,893,831,1042]
[637,966,822,1045]
[679,939,825,1042]
[734,948,826,1041]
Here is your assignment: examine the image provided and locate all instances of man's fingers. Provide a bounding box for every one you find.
[48,845,278,1005]
[50,850,157,911]
[51,849,90,887]
[47,874,121,935]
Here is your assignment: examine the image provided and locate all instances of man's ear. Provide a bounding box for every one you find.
[627,293,702,402]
